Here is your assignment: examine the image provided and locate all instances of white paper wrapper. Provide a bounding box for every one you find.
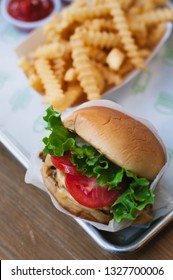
[25,100,169,232]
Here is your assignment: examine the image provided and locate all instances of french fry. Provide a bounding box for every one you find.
[64,68,77,82]
[83,18,116,32]
[153,0,168,6]
[139,48,151,59]
[119,59,134,76]
[119,48,151,76]
[28,74,44,94]
[133,7,173,26]
[19,57,44,94]
[93,61,123,86]
[32,43,66,59]
[87,46,107,64]
[61,5,110,23]
[70,32,100,100]
[147,23,166,47]
[51,82,84,112]
[92,66,106,93]
[18,57,35,77]
[81,29,120,49]
[106,48,125,71]
[109,0,145,70]
[35,58,64,100]
[71,0,88,8]
[119,0,136,10]
[51,58,66,86]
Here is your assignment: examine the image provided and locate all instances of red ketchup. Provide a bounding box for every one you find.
[7,0,54,22]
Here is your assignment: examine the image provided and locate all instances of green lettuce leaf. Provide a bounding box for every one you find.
[42,106,154,223]
[112,183,155,223]
[43,106,76,156]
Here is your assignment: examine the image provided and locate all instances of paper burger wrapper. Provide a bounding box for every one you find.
[25,100,169,232]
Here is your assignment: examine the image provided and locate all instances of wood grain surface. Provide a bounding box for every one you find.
[0,144,173,260]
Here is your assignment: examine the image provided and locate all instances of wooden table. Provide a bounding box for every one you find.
[1,143,173,260]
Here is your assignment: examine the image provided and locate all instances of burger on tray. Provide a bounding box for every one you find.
[40,100,167,226]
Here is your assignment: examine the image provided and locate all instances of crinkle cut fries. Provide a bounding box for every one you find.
[19,0,172,112]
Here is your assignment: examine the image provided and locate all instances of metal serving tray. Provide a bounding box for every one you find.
[1,3,173,253]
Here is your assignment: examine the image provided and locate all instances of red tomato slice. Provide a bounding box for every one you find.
[65,174,121,208]
[51,155,81,176]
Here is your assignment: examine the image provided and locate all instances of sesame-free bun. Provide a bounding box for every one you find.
[63,106,166,181]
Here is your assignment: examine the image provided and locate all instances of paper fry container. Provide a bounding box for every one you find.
[25,100,168,232]
[16,28,46,58]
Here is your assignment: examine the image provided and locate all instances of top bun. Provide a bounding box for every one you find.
[63,106,166,181]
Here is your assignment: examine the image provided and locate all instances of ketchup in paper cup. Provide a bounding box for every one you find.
[1,0,60,32]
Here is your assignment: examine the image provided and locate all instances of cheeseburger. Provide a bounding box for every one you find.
[41,101,166,225]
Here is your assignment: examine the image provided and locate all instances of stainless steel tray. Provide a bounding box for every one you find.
[1,129,173,254]
[1,2,173,253]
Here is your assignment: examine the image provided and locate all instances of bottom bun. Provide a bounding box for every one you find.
[41,155,113,224]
